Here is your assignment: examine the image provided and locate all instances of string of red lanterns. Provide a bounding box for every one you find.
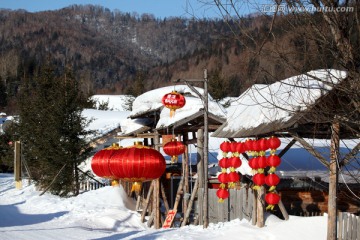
[217,137,282,210]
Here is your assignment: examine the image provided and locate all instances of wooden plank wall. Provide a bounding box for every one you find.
[337,212,360,240]
[197,188,254,224]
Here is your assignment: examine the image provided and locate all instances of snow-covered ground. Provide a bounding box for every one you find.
[0,173,328,240]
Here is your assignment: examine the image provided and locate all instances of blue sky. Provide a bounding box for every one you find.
[0,0,264,19]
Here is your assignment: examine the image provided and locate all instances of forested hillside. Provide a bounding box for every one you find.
[0,4,340,113]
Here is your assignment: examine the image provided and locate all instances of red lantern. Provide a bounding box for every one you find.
[236,142,245,154]
[268,136,281,151]
[248,157,259,170]
[218,172,229,189]
[216,188,229,203]
[252,173,265,190]
[91,144,122,179]
[258,138,269,155]
[265,173,280,191]
[163,138,186,163]
[252,139,262,153]
[220,141,231,153]
[162,91,186,117]
[257,156,268,173]
[228,157,242,171]
[265,192,280,210]
[230,141,238,154]
[244,139,254,152]
[267,154,281,173]
[109,142,166,192]
[219,158,230,172]
[228,172,240,188]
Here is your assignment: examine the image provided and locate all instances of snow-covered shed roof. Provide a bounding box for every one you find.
[212,69,348,138]
[127,85,226,134]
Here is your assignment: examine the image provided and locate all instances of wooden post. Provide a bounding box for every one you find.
[327,119,340,240]
[153,132,161,229]
[14,141,22,189]
[203,69,209,228]
[251,188,257,226]
[256,186,265,227]
[196,128,204,189]
[183,136,190,215]
[196,128,204,225]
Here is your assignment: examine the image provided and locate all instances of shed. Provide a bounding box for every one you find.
[211,69,359,232]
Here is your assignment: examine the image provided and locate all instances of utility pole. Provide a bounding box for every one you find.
[173,69,209,228]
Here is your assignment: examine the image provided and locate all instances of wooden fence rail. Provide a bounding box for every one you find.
[197,187,254,224]
[338,212,360,240]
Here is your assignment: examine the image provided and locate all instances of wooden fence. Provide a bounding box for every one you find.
[79,180,108,192]
[338,212,360,240]
[197,187,254,224]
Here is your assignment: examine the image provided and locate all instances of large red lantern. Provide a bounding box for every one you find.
[91,144,122,185]
[162,91,186,117]
[163,138,186,163]
[109,142,166,192]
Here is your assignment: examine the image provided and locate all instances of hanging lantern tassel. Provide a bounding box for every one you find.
[265,192,280,211]
[131,181,142,194]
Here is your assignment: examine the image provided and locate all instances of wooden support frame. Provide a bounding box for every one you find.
[289,133,330,168]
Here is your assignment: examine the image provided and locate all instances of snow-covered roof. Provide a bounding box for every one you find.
[82,109,130,140]
[119,118,152,136]
[128,85,227,131]
[212,69,347,138]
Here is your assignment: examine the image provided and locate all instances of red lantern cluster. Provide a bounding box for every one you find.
[91,142,166,192]
[217,136,282,210]
[163,138,186,163]
[216,141,243,202]
[161,91,186,117]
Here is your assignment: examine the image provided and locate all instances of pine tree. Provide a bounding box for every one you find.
[18,65,93,196]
